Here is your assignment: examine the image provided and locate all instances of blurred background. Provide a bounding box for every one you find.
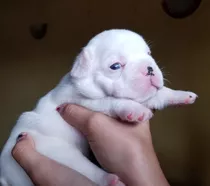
[0,0,209,185]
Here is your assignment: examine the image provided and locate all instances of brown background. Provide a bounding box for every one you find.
[0,1,209,185]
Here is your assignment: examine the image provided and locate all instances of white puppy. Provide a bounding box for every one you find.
[0,29,197,186]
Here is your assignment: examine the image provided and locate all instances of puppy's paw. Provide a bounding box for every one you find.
[116,102,153,122]
[101,174,125,186]
[169,91,198,106]
[184,92,198,104]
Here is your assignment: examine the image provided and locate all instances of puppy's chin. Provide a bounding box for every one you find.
[145,85,158,98]
[136,84,158,103]
[111,79,157,103]
[130,76,161,101]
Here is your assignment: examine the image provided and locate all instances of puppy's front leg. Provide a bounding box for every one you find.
[111,99,153,122]
[144,86,197,110]
[79,98,153,122]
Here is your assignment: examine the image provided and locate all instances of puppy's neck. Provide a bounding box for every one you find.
[51,73,107,105]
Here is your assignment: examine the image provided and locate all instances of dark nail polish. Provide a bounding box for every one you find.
[16,133,27,142]
[56,103,68,114]
[56,106,61,112]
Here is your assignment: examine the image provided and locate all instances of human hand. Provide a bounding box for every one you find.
[12,133,97,186]
[57,104,170,186]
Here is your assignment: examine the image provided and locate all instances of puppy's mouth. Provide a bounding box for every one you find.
[150,80,160,90]
[149,76,163,90]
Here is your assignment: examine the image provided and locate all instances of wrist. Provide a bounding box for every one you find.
[29,152,97,186]
[121,140,170,186]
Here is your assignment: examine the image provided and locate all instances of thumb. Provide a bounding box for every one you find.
[12,133,39,172]
[56,104,96,136]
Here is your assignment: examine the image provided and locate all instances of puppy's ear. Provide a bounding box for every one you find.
[70,47,93,78]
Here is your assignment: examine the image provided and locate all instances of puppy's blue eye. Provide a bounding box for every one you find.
[110,63,121,70]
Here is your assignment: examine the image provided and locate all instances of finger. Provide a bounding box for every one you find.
[57,104,121,136]
[56,104,96,135]
[12,132,97,186]
[12,133,39,172]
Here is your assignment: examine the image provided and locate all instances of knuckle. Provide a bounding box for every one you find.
[11,146,17,157]
[87,112,103,130]
[63,104,75,116]
[88,112,102,123]
[11,143,23,158]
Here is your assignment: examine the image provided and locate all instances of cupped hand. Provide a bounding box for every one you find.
[57,104,170,186]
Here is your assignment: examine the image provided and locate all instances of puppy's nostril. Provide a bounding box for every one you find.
[147,66,153,72]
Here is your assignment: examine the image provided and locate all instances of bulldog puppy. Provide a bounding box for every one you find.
[0,29,197,186]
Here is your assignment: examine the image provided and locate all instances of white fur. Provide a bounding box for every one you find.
[0,29,197,186]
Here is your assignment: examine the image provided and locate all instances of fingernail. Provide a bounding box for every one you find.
[56,103,67,114]
[56,106,61,112]
[16,132,27,142]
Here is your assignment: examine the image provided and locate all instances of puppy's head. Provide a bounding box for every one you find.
[70,29,164,102]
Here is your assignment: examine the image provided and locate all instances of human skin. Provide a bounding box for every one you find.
[12,104,170,186]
